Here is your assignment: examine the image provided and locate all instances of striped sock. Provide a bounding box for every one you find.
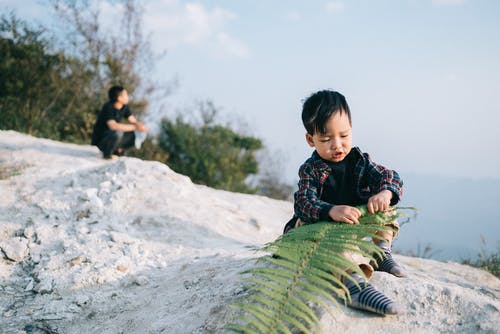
[344,274,405,315]
[372,241,407,277]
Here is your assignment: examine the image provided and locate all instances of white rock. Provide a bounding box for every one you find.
[74,294,91,307]
[0,237,29,262]
[132,275,149,286]
[25,279,34,291]
[0,221,22,241]
[109,231,135,244]
[84,188,98,200]
[34,278,53,294]
[1,131,498,334]
[99,180,112,190]
[23,226,36,240]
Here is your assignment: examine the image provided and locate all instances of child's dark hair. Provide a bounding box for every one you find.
[302,90,351,135]
[108,85,125,102]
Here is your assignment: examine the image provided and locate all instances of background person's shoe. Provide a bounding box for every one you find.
[113,149,124,157]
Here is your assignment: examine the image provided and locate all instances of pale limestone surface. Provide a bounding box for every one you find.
[0,130,498,334]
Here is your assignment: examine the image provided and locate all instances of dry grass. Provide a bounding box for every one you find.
[462,252,500,278]
[0,161,31,179]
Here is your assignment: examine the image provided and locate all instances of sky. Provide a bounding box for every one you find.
[2,0,500,183]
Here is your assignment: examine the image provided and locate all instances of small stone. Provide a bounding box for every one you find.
[25,279,34,291]
[0,237,29,262]
[68,256,88,266]
[109,231,134,244]
[3,310,14,317]
[248,218,260,230]
[31,253,41,263]
[76,226,90,235]
[23,227,36,240]
[34,278,53,294]
[76,209,91,221]
[82,188,98,201]
[74,294,90,307]
[132,275,148,286]
[117,265,128,272]
[99,180,112,189]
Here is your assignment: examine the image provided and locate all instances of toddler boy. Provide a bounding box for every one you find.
[285,90,406,315]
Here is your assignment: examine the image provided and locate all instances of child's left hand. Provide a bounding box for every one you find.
[367,190,393,214]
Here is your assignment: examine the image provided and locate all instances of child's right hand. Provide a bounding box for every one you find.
[328,205,362,224]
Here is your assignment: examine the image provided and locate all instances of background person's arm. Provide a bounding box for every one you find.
[127,115,147,133]
[106,119,138,132]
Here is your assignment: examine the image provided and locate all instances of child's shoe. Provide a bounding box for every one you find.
[371,241,407,278]
[344,273,405,315]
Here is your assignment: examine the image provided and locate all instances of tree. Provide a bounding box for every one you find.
[1,4,274,196]
[159,101,263,193]
[49,0,156,116]
[1,0,169,144]
[48,0,159,140]
[0,14,91,140]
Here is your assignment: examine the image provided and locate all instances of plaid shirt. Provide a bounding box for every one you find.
[293,147,403,224]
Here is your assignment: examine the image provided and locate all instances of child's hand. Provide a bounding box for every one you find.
[367,190,393,214]
[328,205,362,224]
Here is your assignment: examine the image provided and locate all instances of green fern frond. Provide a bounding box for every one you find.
[227,205,414,334]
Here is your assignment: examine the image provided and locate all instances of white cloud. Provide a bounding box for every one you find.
[215,32,250,58]
[143,0,250,58]
[2,0,249,58]
[325,1,345,15]
[431,0,465,6]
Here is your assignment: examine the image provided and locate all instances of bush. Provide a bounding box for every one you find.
[158,101,262,193]
[462,246,500,278]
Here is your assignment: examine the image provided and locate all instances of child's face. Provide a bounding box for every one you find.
[305,110,352,163]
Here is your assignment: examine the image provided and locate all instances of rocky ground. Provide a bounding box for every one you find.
[0,130,499,334]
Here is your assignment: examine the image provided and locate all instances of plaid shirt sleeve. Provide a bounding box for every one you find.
[293,161,333,224]
[361,152,403,205]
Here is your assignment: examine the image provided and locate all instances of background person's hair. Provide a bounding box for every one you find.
[108,85,125,102]
[301,90,351,135]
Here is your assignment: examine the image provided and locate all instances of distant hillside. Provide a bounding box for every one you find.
[396,173,500,261]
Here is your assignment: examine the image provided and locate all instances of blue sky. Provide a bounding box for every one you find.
[2,0,500,182]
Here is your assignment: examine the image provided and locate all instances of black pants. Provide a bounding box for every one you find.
[96,130,135,157]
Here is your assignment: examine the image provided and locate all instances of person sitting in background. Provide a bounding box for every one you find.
[91,85,147,159]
